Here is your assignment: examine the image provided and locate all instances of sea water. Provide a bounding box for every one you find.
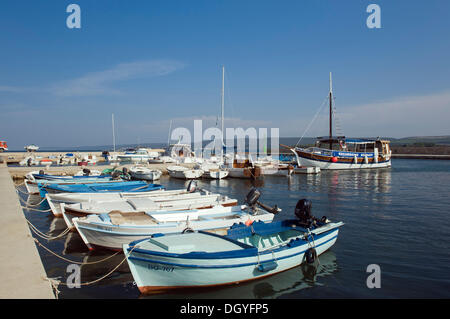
[19,159,450,298]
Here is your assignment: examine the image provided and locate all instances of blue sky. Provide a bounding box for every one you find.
[1,0,449,149]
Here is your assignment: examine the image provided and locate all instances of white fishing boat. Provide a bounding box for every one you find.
[73,168,102,176]
[73,189,280,251]
[24,144,39,152]
[61,193,238,230]
[224,154,262,179]
[148,156,177,164]
[45,181,204,217]
[290,73,392,170]
[117,148,160,163]
[129,166,162,181]
[167,165,204,179]
[19,156,41,167]
[200,163,229,179]
[123,198,343,294]
[74,205,275,251]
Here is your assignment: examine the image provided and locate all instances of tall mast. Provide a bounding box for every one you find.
[221,65,225,158]
[112,113,116,152]
[167,119,173,147]
[329,72,333,150]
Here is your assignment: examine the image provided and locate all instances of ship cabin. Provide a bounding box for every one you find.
[314,136,391,156]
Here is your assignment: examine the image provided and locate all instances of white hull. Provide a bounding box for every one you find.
[61,194,237,230]
[129,169,162,181]
[167,166,204,179]
[298,156,391,170]
[45,189,218,217]
[203,170,229,179]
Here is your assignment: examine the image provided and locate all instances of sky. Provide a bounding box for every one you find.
[0,0,449,149]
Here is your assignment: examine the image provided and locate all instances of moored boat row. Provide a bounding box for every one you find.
[18,169,344,294]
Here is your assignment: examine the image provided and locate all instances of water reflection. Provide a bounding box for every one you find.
[141,250,338,299]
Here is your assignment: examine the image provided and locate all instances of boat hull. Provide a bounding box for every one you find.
[294,149,391,170]
[74,209,274,251]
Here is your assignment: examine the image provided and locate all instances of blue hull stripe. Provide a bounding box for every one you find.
[127,234,338,269]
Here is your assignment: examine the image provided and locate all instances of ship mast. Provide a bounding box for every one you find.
[221,65,225,159]
[329,72,333,150]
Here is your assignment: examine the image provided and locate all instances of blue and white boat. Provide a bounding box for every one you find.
[24,172,120,195]
[123,199,343,294]
[38,181,164,197]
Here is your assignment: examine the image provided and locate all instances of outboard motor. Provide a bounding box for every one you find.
[39,170,45,175]
[83,168,91,176]
[245,188,280,214]
[295,199,313,227]
[187,180,197,193]
[245,187,261,208]
[122,167,128,175]
[111,170,122,179]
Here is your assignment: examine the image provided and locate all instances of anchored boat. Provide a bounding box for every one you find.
[123,198,343,294]
[73,188,280,251]
[37,181,164,197]
[291,73,392,170]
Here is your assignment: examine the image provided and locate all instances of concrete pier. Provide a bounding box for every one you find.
[0,163,55,298]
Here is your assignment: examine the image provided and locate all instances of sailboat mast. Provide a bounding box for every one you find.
[329,72,333,150]
[167,119,173,148]
[221,65,225,158]
[112,113,116,152]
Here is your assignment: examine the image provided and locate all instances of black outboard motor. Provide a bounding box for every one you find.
[187,180,197,193]
[295,199,314,227]
[245,187,261,208]
[245,188,280,214]
[38,169,45,175]
[111,170,122,179]
[83,168,91,176]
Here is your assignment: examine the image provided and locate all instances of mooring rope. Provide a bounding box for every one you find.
[27,219,70,240]
[35,239,138,295]
[20,205,52,212]
[18,195,47,207]
[15,187,30,195]
[32,237,121,265]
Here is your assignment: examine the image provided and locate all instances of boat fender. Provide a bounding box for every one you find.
[257,261,278,272]
[331,156,338,163]
[182,227,194,234]
[305,248,317,264]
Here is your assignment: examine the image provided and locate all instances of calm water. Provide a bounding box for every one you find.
[19,159,450,299]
